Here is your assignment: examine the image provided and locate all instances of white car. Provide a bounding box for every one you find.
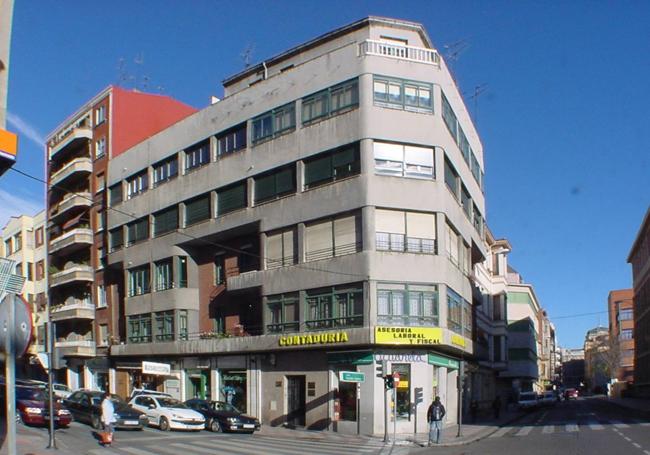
[129,394,205,431]
[517,392,539,410]
[52,383,72,399]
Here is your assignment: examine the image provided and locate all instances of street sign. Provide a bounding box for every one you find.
[0,294,32,357]
[339,371,365,383]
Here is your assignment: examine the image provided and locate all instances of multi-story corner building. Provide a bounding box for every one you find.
[0,210,47,376]
[502,267,541,394]
[560,348,584,389]
[105,17,488,435]
[584,326,610,393]
[470,229,510,402]
[628,207,650,397]
[608,289,634,383]
[45,86,196,389]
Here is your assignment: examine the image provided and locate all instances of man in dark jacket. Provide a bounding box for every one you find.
[427,396,446,445]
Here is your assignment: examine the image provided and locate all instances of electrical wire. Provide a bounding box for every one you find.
[551,310,609,320]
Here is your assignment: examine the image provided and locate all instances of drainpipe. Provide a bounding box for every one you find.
[262,62,268,80]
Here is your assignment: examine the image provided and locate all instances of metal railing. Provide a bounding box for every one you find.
[304,315,363,330]
[360,39,440,67]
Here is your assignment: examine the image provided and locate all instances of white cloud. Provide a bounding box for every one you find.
[0,189,43,230]
[6,111,45,148]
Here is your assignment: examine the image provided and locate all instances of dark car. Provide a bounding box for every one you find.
[63,390,148,430]
[564,388,579,400]
[185,399,260,433]
[15,386,71,427]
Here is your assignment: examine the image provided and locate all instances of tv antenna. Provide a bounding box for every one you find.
[467,84,488,125]
[240,44,255,68]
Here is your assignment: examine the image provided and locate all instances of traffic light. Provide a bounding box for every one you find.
[376,359,387,378]
[414,387,423,404]
[384,374,394,389]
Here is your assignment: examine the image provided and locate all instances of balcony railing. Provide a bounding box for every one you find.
[50,157,92,186]
[49,228,93,255]
[50,264,93,288]
[50,192,92,220]
[377,315,439,327]
[51,301,95,322]
[305,315,363,330]
[55,339,95,357]
[360,39,441,67]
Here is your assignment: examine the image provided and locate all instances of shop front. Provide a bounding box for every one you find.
[114,360,175,398]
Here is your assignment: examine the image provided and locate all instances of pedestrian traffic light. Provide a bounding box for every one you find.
[376,359,387,378]
[384,374,394,389]
[414,387,423,404]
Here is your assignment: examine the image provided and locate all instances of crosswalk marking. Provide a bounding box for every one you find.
[515,426,533,436]
[155,444,206,455]
[248,435,382,452]
[121,448,160,455]
[87,450,121,455]
[489,427,511,438]
[612,421,630,428]
[565,423,579,432]
[542,425,554,433]
[190,437,376,455]
[587,421,604,430]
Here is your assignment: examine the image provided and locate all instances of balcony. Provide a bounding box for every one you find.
[50,264,93,288]
[359,39,440,67]
[49,192,92,222]
[55,339,95,357]
[50,157,92,187]
[49,228,93,256]
[49,126,92,160]
[51,301,95,322]
[226,270,263,291]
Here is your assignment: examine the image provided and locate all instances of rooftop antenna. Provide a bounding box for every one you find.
[133,52,144,91]
[240,44,255,69]
[116,57,129,87]
[467,84,488,125]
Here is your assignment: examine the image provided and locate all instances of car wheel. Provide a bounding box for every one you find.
[91,415,101,430]
[160,417,170,431]
[210,419,222,433]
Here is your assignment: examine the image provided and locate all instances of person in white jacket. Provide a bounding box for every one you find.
[100,392,117,437]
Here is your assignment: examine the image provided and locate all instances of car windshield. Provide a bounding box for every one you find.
[211,401,240,413]
[158,398,187,409]
[16,387,45,401]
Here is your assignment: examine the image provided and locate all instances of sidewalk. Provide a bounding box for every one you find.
[600,396,650,419]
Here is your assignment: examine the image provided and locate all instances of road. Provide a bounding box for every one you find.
[409,397,650,455]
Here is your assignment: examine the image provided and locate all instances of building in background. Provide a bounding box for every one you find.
[628,207,650,397]
[45,85,196,390]
[560,348,584,389]
[584,326,610,394]
[538,310,558,388]
[608,289,634,384]
[104,16,488,435]
[0,210,47,376]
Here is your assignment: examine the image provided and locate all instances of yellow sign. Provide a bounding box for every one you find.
[451,334,466,347]
[397,380,409,389]
[375,327,442,345]
[279,331,349,347]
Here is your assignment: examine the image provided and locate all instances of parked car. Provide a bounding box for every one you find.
[53,383,72,400]
[517,392,539,410]
[185,399,261,433]
[129,394,205,431]
[129,388,172,400]
[540,391,556,406]
[63,390,148,430]
[564,388,579,400]
[16,386,71,427]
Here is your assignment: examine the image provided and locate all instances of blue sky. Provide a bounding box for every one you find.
[3,1,649,348]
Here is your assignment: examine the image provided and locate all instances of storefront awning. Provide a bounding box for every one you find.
[327,351,373,365]
[428,352,460,369]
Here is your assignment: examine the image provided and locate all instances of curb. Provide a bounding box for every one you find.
[598,397,650,419]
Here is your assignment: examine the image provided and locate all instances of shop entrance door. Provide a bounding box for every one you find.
[287,375,306,427]
[187,370,207,399]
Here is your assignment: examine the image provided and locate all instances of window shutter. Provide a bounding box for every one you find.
[304,155,332,188]
[275,167,295,195]
[185,195,211,225]
[334,214,360,256]
[266,232,283,269]
[404,145,433,167]
[305,220,333,261]
[375,209,406,234]
[282,229,295,265]
[406,212,436,239]
[218,182,246,215]
[254,173,276,204]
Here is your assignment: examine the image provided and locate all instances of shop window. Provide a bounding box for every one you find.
[392,363,411,420]
[220,370,247,412]
[335,365,358,422]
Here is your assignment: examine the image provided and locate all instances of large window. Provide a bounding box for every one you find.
[266,293,299,333]
[461,185,472,219]
[128,314,152,343]
[375,209,436,254]
[217,123,247,158]
[254,166,295,204]
[305,213,361,262]
[266,227,296,269]
[153,206,179,237]
[109,183,123,206]
[373,142,434,179]
[126,217,149,246]
[214,254,225,285]
[392,364,412,420]
[305,284,363,330]
[217,181,247,215]
[128,265,150,297]
[184,194,211,226]
[444,157,459,199]
[153,156,178,187]
[185,140,211,171]
[126,171,148,199]
[473,204,484,236]
[154,259,173,291]
[252,103,296,143]
[445,222,470,274]
[95,137,106,158]
[618,309,633,321]
[154,311,174,342]
[447,288,463,334]
[303,143,360,189]
[441,92,458,141]
[377,284,438,326]
[109,227,123,252]
[620,329,633,340]
[302,79,358,124]
[373,76,433,112]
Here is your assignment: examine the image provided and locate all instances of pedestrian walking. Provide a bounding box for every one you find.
[100,392,116,445]
[492,395,501,419]
[427,396,446,446]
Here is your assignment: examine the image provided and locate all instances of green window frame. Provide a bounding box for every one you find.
[373,76,433,112]
[305,284,363,330]
[252,102,296,143]
[177,256,188,288]
[302,79,359,124]
[214,254,225,285]
[447,287,463,335]
[128,264,151,297]
[185,140,211,171]
[266,293,299,333]
[178,310,188,340]
[154,259,173,292]
[128,314,152,344]
[184,194,211,226]
[153,206,179,237]
[303,143,360,189]
[444,157,459,199]
[377,285,439,326]
[254,166,296,204]
[153,156,178,187]
[154,310,174,342]
[126,217,149,246]
[217,123,247,157]
[217,181,247,215]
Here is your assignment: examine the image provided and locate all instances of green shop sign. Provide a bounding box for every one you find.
[427,353,459,369]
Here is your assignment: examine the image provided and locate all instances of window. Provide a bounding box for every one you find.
[473,204,483,235]
[252,103,296,143]
[177,256,188,288]
[305,213,361,262]
[461,186,472,219]
[98,324,109,346]
[153,206,179,237]
[303,143,360,189]
[373,76,433,112]
[96,173,106,193]
[185,140,211,171]
[109,227,123,252]
[95,137,106,158]
[373,142,434,179]
[35,227,44,247]
[266,293,299,333]
[445,222,468,270]
[126,171,148,199]
[305,284,363,329]
[375,210,436,254]
[302,79,358,124]
[463,299,473,339]
[444,157,459,198]
[392,363,412,420]
[154,259,173,292]
[155,311,175,342]
[217,182,247,216]
[128,265,150,297]
[178,310,188,340]
[620,329,633,340]
[95,105,106,125]
[214,254,225,285]
[441,92,458,141]
[377,284,438,326]
[97,285,107,308]
[109,183,123,206]
[266,227,296,269]
[217,123,247,157]
[470,154,482,187]
[97,246,106,269]
[184,194,211,226]
[26,262,34,281]
[618,309,633,321]
[35,260,44,281]
[126,217,149,246]
[95,210,104,232]
[4,238,11,255]
[153,156,178,186]
[15,262,22,277]
[458,129,471,164]
[14,233,22,252]
[447,288,463,334]
[254,166,295,204]
[128,314,152,343]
